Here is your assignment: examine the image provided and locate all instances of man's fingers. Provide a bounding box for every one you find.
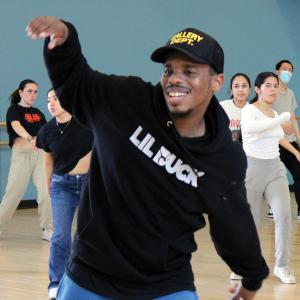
[26,16,68,49]
[27,24,51,39]
[48,37,61,50]
[26,16,57,39]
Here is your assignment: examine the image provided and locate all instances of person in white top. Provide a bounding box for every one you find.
[222,73,251,282]
[241,72,300,284]
[220,73,251,142]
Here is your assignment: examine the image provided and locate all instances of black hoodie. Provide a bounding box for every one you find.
[44,22,269,299]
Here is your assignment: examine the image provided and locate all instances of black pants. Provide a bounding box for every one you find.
[280,141,300,211]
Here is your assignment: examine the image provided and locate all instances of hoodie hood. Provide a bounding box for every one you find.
[152,83,246,203]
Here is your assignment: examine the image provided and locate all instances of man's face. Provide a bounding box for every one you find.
[160,52,223,119]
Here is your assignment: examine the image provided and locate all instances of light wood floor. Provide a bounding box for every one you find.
[0,196,300,300]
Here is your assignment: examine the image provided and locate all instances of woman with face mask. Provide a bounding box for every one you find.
[0,79,52,241]
[273,60,300,220]
[240,72,300,284]
[36,89,93,300]
[220,73,251,142]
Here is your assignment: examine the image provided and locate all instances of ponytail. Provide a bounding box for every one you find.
[250,94,258,104]
[9,89,21,104]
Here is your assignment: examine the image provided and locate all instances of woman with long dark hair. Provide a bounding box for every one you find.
[0,79,52,241]
[241,72,299,284]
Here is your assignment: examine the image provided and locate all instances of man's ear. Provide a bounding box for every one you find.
[212,74,224,93]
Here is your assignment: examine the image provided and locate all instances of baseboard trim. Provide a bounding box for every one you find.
[18,199,37,209]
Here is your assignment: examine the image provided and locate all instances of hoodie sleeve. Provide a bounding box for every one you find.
[43,21,151,129]
[207,181,269,291]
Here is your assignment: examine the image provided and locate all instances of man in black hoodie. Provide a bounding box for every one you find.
[27,17,269,300]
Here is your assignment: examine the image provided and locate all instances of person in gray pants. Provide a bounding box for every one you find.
[241,72,299,284]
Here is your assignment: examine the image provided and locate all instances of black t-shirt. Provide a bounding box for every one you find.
[6,104,47,147]
[37,117,93,175]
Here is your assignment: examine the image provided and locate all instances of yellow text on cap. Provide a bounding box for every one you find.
[170,31,204,46]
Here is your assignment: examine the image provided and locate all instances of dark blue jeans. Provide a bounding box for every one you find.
[49,173,87,291]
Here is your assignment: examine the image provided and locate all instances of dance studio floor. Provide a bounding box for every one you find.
[0,195,299,300]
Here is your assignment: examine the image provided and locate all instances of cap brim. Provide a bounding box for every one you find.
[151,46,209,65]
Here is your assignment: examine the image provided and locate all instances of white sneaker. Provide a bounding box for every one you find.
[274,266,296,284]
[48,286,58,299]
[41,229,53,242]
[230,272,243,280]
[267,208,274,218]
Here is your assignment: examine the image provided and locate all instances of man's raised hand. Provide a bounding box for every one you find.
[26,16,69,50]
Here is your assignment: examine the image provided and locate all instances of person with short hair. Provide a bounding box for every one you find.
[273,59,300,219]
[27,16,269,300]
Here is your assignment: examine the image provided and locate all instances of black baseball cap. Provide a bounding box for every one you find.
[151,28,224,74]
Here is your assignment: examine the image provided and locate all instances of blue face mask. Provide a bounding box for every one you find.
[279,70,293,84]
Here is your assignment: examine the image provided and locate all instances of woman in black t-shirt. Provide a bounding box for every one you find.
[37,88,93,300]
[0,79,52,241]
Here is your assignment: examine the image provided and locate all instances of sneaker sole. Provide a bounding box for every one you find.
[274,271,296,284]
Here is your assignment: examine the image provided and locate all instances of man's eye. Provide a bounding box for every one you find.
[163,69,173,76]
[184,70,193,76]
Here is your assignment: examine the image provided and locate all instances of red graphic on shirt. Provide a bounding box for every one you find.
[32,114,41,122]
[230,119,241,130]
[24,113,42,123]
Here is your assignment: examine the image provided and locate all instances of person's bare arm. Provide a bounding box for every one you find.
[279,137,300,162]
[11,120,33,140]
[281,121,293,135]
[26,16,69,49]
[11,120,37,149]
[290,111,300,144]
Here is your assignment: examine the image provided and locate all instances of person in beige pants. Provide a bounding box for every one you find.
[0,79,52,241]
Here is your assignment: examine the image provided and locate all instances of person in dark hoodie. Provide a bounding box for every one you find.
[26,16,269,300]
